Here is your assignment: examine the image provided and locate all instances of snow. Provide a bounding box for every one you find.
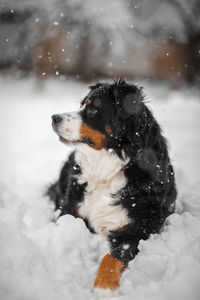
[0,76,200,300]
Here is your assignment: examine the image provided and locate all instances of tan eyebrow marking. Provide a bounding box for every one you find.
[86,99,92,105]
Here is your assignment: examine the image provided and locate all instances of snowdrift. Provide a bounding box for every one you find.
[0,77,200,300]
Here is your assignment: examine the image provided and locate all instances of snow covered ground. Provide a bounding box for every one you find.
[0,76,200,300]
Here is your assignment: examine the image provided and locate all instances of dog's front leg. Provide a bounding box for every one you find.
[94,231,141,298]
[94,253,125,298]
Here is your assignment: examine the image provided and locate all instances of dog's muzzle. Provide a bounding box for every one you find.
[51,112,82,143]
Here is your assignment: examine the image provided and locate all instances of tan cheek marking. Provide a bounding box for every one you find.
[105,125,112,135]
[80,123,107,150]
[94,253,124,291]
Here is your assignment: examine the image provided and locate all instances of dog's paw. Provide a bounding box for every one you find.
[94,287,119,299]
[94,253,123,298]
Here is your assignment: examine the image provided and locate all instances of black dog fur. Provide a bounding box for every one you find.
[47,78,177,266]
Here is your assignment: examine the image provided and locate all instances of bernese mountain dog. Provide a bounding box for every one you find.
[47,79,177,298]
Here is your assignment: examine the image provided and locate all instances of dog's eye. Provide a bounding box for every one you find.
[86,106,98,115]
[93,98,102,108]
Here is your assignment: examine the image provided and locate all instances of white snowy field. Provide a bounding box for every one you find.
[0,76,200,300]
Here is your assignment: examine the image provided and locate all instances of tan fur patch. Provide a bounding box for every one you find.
[116,224,130,232]
[79,123,107,150]
[86,99,92,105]
[105,125,112,135]
[94,253,124,291]
[80,98,85,105]
[80,99,92,106]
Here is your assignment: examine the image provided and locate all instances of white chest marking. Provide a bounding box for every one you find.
[75,146,131,235]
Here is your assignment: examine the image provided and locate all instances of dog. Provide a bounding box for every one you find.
[47,78,177,298]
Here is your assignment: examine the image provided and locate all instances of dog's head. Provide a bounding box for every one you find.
[52,79,164,162]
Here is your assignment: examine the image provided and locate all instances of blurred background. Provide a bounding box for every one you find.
[0,0,200,87]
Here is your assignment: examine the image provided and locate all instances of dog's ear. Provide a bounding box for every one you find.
[113,84,144,119]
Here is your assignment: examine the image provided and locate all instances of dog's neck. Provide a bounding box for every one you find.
[75,144,129,181]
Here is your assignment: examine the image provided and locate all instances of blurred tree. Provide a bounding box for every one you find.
[128,0,200,84]
[0,0,200,84]
[168,0,200,83]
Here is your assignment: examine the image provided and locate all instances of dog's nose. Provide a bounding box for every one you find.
[52,114,62,123]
